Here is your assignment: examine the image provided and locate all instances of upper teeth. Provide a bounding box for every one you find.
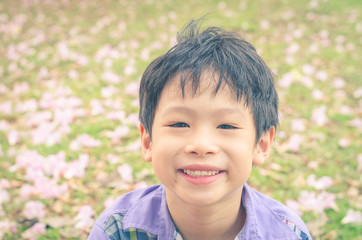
[182,169,220,177]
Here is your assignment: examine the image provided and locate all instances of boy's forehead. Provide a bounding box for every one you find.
[163,71,239,101]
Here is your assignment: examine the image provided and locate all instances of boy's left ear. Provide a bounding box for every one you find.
[253,127,275,165]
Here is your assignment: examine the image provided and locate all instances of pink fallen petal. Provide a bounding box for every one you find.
[0,189,10,204]
[341,209,362,225]
[287,134,301,152]
[22,222,46,239]
[117,164,133,182]
[357,154,362,172]
[104,197,116,209]
[338,138,351,148]
[306,174,333,190]
[125,82,140,96]
[74,205,95,229]
[7,130,19,145]
[291,119,305,132]
[311,106,328,126]
[24,201,45,219]
[0,101,12,115]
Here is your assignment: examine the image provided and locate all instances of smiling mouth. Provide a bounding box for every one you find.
[180,169,222,177]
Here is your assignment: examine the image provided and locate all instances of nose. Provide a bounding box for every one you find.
[184,127,220,156]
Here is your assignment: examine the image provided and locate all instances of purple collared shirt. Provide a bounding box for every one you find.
[88,184,312,240]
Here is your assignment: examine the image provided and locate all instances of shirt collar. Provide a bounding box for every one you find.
[121,184,301,240]
[122,185,176,239]
[241,183,302,239]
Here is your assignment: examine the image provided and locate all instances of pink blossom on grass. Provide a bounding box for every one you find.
[125,81,140,96]
[117,164,133,183]
[300,76,313,88]
[13,82,29,95]
[315,70,328,81]
[63,154,89,179]
[101,70,121,84]
[0,120,10,132]
[106,154,120,164]
[353,87,362,98]
[351,118,362,130]
[0,189,10,204]
[339,105,351,115]
[332,77,345,89]
[357,154,362,172]
[134,181,148,190]
[124,64,136,76]
[24,201,45,219]
[70,134,101,151]
[0,220,16,239]
[291,119,305,132]
[15,150,44,169]
[105,111,126,122]
[101,85,118,98]
[341,209,362,225]
[74,205,95,229]
[285,42,300,55]
[312,89,324,100]
[287,134,301,152]
[105,126,130,141]
[125,113,139,126]
[22,222,46,240]
[338,138,351,148]
[0,101,12,115]
[302,64,315,75]
[277,72,294,88]
[306,174,333,190]
[90,99,105,115]
[33,177,68,199]
[104,197,116,209]
[0,84,8,94]
[0,205,4,217]
[25,111,52,127]
[7,130,19,145]
[0,179,10,189]
[15,99,38,113]
[311,106,328,126]
[298,190,336,213]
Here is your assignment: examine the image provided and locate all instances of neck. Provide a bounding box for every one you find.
[166,188,245,240]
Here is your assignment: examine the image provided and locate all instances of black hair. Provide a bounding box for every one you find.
[139,19,279,143]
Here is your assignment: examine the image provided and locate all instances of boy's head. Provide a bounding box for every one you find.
[139,20,278,144]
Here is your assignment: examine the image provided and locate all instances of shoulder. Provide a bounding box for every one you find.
[88,185,163,240]
[243,184,312,240]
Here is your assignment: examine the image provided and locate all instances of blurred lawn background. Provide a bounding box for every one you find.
[0,0,361,239]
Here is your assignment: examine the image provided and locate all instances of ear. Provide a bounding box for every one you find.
[253,127,275,165]
[140,123,152,162]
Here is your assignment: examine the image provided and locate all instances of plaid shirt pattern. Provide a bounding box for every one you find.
[102,213,309,240]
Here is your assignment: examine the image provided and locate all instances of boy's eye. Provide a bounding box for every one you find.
[169,122,189,128]
[218,124,237,130]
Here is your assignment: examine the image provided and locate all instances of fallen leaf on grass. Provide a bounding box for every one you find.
[42,216,74,228]
[306,212,328,237]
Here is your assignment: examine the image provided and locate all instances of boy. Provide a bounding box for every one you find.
[88,20,312,240]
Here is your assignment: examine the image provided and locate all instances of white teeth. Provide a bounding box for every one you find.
[182,169,220,177]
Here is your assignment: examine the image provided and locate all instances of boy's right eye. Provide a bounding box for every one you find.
[169,122,189,128]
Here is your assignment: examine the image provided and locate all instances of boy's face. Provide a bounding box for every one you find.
[140,73,274,207]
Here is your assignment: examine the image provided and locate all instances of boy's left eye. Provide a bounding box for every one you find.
[217,124,238,130]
